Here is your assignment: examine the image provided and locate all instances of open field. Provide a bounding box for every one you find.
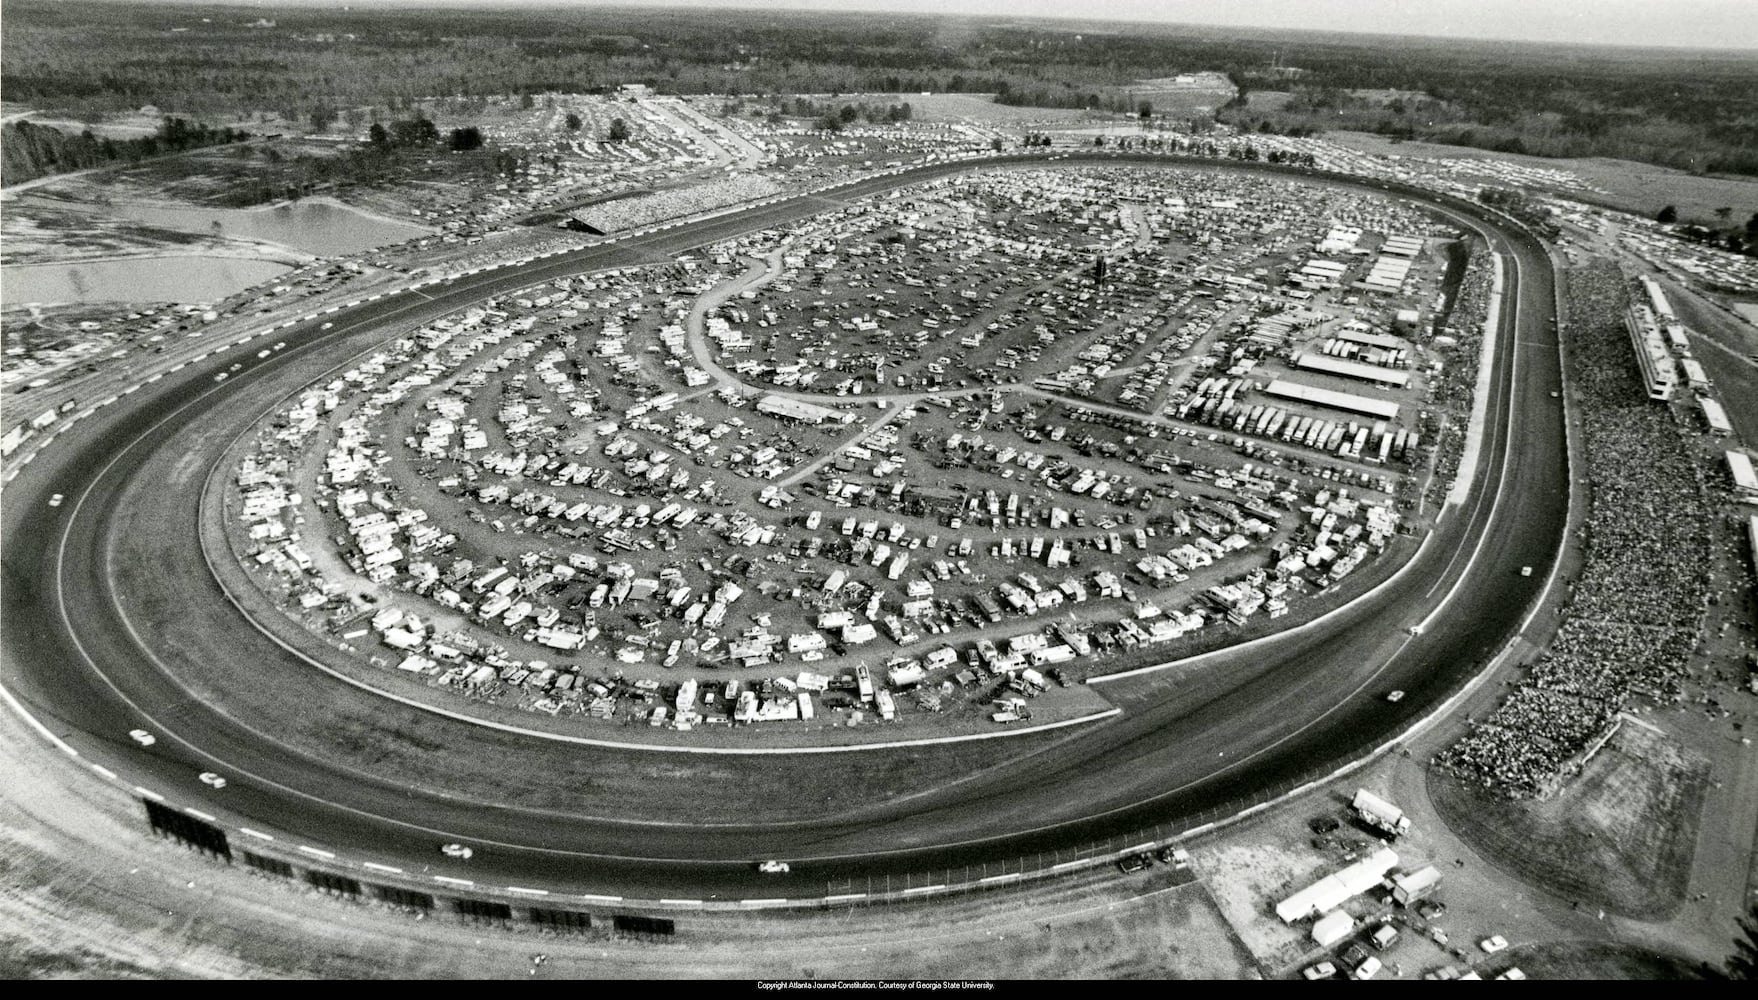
[1428,721,1710,920]
[1327,131,1758,224]
[1490,941,1704,979]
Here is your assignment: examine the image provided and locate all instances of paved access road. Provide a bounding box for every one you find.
[0,154,1566,899]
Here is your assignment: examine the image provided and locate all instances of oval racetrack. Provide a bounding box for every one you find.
[0,154,1566,899]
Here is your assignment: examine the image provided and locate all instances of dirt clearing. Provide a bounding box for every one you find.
[1427,719,1710,919]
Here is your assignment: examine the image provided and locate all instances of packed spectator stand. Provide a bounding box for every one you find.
[1435,262,1712,797]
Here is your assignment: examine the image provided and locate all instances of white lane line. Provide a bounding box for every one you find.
[91,764,117,780]
[434,876,474,887]
[133,786,164,802]
[901,885,944,895]
[1050,860,1084,872]
[297,845,336,860]
[740,898,788,906]
[576,894,623,904]
[505,886,549,896]
[823,894,867,903]
[978,873,1020,884]
[239,828,274,841]
[658,898,702,907]
[185,808,216,822]
[363,862,403,875]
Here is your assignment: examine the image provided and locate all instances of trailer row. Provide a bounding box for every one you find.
[1176,380,1418,464]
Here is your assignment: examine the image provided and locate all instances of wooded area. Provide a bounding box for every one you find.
[1,116,250,187]
[4,1,1755,177]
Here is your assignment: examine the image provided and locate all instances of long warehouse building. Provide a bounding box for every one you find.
[756,394,854,424]
[1335,327,1408,351]
[1262,378,1401,420]
[1292,352,1412,388]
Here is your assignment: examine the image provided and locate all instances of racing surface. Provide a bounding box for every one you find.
[0,154,1565,898]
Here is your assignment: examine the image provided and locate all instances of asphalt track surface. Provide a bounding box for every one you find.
[0,154,1565,898]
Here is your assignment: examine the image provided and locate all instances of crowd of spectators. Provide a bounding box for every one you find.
[1436,261,1712,797]
[576,173,785,233]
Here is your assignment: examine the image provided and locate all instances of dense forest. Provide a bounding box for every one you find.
[4,1,1756,176]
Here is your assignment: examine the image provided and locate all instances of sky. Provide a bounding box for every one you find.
[568,0,1758,52]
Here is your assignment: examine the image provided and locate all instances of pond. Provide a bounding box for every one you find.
[109,198,432,256]
[1,255,291,305]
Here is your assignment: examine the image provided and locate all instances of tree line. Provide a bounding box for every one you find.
[1,116,250,186]
[4,1,1755,178]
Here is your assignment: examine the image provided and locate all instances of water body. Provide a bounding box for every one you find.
[109,198,431,256]
[1,255,290,305]
[2,197,433,305]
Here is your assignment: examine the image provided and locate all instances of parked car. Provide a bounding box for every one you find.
[1342,944,1381,979]
[1116,853,1152,874]
[1157,846,1190,868]
[1479,935,1509,954]
[1301,962,1337,980]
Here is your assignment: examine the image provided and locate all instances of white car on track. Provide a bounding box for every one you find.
[128,729,156,747]
[441,843,474,860]
[757,860,790,874]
